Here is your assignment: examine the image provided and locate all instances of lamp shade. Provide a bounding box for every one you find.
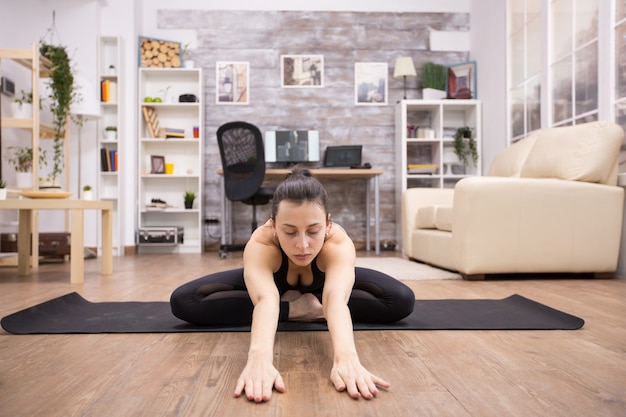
[393,57,417,79]
[70,75,101,119]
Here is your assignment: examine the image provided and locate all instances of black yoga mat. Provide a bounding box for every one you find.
[1,292,584,334]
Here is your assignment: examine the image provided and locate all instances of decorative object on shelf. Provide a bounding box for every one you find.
[281,55,323,88]
[107,64,116,75]
[150,155,165,174]
[39,42,77,185]
[142,106,161,138]
[104,125,117,140]
[6,146,46,173]
[216,62,250,104]
[442,146,461,175]
[393,56,417,100]
[82,185,93,200]
[184,191,195,209]
[421,62,447,100]
[0,179,7,200]
[11,90,35,118]
[453,126,478,168]
[182,42,194,68]
[447,61,477,99]
[138,36,181,68]
[159,85,172,103]
[354,62,388,106]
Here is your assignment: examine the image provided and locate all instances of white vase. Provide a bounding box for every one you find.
[422,88,447,100]
[15,172,33,189]
[10,102,32,118]
[105,131,117,140]
[184,60,195,68]
[0,189,6,200]
[82,190,93,200]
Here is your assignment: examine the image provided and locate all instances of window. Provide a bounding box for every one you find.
[508,0,542,140]
[550,0,599,126]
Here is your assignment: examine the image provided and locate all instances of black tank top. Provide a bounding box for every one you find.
[273,248,325,293]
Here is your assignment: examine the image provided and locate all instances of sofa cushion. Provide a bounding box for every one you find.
[520,121,624,185]
[487,133,538,177]
[416,206,437,229]
[415,206,453,232]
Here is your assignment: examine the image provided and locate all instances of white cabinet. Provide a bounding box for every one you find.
[97,36,123,255]
[137,68,204,253]
[395,99,482,240]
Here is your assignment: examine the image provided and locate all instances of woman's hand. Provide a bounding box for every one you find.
[234,353,285,403]
[330,353,390,399]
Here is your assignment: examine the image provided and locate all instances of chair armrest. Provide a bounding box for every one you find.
[451,177,625,274]
[402,188,454,255]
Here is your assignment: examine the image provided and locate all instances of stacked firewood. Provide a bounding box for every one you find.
[140,38,181,68]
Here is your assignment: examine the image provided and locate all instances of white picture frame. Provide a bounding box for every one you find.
[216,61,249,105]
[354,62,388,106]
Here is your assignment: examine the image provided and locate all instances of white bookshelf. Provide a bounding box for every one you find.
[137,68,204,253]
[97,36,123,256]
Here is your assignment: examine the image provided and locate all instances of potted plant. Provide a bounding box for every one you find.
[453,126,479,169]
[6,146,47,188]
[11,90,34,118]
[182,43,194,68]
[40,42,77,187]
[82,185,93,200]
[105,126,117,140]
[184,191,196,209]
[421,62,447,100]
[0,179,7,200]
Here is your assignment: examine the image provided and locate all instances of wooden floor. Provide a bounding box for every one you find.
[0,251,625,417]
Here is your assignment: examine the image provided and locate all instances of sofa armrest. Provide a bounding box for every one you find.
[402,188,454,255]
[452,176,625,274]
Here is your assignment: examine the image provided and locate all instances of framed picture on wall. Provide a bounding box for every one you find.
[281,55,324,88]
[446,61,477,99]
[216,62,250,105]
[354,62,388,105]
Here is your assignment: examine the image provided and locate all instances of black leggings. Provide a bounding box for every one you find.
[170,267,415,326]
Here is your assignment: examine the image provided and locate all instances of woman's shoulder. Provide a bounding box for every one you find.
[244,221,282,268]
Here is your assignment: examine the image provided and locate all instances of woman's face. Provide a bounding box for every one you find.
[273,200,329,266]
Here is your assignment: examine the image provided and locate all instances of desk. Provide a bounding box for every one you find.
[219,168,384,254]
[0,199,113,284]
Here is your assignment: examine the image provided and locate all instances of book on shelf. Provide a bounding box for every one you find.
[100,148,118,172]
[407,163,438,174]
[164,127,185,138]
[100,80,117,103]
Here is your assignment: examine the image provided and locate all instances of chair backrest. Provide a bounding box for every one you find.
[217,121,267,201]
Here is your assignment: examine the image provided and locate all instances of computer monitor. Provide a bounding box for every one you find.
[264,130,320,164]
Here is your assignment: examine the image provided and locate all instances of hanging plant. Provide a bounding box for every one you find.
[453,126,478,167]
[39,42,77,182]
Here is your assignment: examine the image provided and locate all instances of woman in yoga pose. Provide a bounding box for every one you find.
[170,166,415,402]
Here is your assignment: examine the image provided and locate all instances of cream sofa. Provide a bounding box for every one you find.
[401,121,625,279]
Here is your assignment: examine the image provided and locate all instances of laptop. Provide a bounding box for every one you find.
[323,145,362,168]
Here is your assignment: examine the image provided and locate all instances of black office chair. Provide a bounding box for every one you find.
[216,121,275,256]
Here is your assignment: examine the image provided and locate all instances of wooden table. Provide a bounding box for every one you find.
[0,199,113,284]
[218,168,384,254]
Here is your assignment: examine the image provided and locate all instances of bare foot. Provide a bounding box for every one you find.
[288,293,324,321]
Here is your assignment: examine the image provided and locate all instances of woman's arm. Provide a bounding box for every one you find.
[320,232,390,399]
[233,227,284,403]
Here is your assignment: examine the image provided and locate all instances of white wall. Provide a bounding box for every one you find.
[469,0,508,170]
